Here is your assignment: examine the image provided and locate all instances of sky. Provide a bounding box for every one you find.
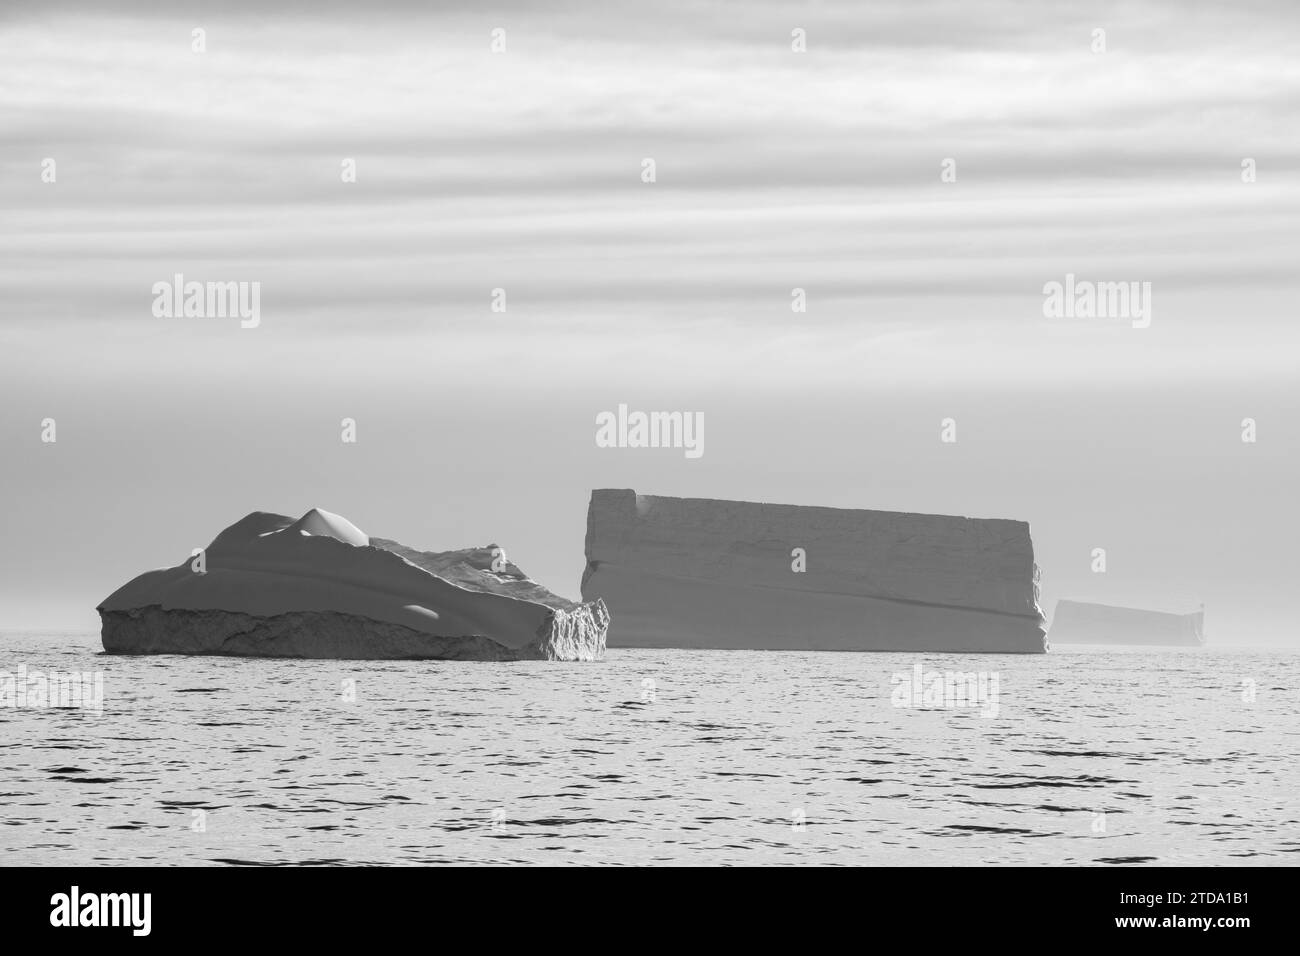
[1,1,1297,643]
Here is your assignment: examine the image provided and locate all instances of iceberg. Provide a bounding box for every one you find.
[1048,599,1205,647]
[98,509,609,661]
[580,490,1046,653]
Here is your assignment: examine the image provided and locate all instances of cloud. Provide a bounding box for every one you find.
[1,0,1297,389]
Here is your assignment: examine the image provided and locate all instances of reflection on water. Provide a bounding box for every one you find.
[1,630,1296,865]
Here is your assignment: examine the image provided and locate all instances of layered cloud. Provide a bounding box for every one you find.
[2,1,1298,389]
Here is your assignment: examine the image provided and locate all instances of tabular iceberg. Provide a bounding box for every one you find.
[98,509,609,661]
[1049,599,1205,647]
[580,489,1047,653]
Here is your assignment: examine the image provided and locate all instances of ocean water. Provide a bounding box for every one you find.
[1,629,1296,866]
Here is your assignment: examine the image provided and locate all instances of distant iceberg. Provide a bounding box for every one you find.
[1048,599,1205,647]
[580,489,1047,653]
[98,509,609,661]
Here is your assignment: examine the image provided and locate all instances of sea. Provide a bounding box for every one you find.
[1,630,1296,866]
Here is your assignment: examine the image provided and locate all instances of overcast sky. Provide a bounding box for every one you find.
[2,1,1297,643]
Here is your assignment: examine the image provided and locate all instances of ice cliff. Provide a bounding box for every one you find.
[580,489,1046,653]
[1048,599,1205,646]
